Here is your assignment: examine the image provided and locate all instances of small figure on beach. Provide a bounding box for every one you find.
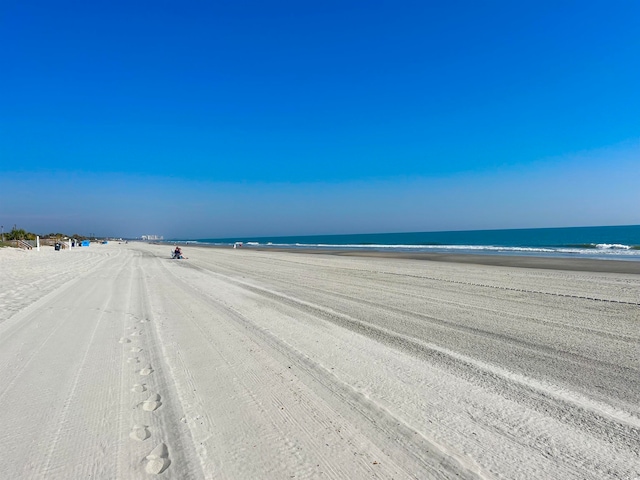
[172,246,183,259]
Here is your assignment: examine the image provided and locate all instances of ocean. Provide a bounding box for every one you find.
[184,225,640,261]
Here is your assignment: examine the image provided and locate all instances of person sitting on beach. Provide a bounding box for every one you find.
[173,246,182,259]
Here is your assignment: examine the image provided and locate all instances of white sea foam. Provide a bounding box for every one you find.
[185,237,640,260]
[239,242,640,258]
[596,243,631,250]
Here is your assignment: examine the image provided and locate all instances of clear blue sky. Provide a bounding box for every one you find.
[1,1,639,238]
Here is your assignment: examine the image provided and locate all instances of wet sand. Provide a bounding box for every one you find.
[249,246,640,274]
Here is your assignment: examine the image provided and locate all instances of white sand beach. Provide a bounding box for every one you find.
[0,242,638,479]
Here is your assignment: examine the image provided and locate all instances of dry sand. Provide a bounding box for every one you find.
[0,242,638,479]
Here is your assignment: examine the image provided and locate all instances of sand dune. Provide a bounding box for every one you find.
[0,242,638,479]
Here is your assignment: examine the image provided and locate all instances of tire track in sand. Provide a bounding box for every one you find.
[153,258,485,479]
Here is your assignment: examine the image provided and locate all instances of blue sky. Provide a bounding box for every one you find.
[1,1,639,238]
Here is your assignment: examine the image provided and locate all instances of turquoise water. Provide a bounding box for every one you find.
[185,225,640,260]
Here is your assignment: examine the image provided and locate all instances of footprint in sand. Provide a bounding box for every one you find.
[119,337,131,344]
[139,365,154,376]
[127,357,140,364]
[131,383,147,393]
[130,347,143,353]
[129,331,143,337]
[145,443,171,474]
[142,394,162,412]
[129,425,151,441]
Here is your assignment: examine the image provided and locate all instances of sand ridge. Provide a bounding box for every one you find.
[0,242,638,479]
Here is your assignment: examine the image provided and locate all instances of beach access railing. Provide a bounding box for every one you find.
[14,239,33,250]
[40,238,71,247]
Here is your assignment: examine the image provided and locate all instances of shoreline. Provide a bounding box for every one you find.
[179,244,640,274]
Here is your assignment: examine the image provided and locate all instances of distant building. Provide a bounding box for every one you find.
[141,235,164,241]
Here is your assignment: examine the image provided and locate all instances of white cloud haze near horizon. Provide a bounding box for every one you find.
[2,142,638,239]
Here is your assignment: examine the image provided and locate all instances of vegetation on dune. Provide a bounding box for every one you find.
[42,232,90,241]
[1,228,92,246]
[4,228,36,241]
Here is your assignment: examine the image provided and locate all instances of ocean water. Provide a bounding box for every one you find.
[185,225,640,261]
